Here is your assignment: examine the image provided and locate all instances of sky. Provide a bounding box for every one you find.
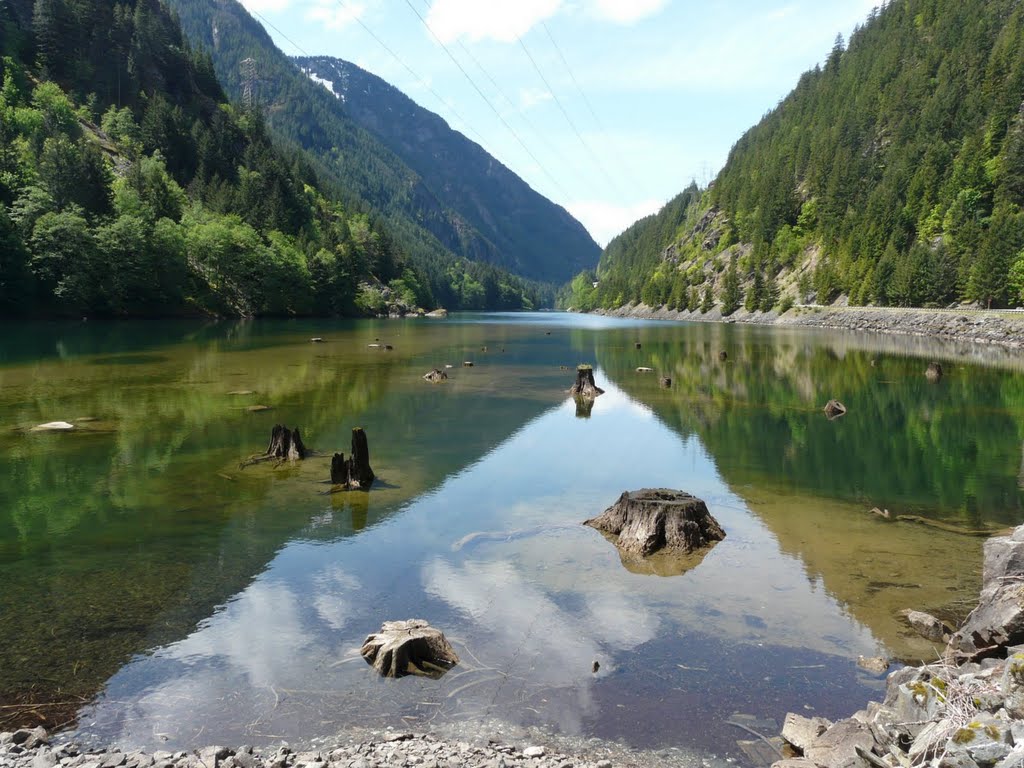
[239,0,880,246]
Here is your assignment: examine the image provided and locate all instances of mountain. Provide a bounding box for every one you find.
[568,0,1024,313]
[292,55,599,284]
[0,0,416,317]
[164,0,599,290]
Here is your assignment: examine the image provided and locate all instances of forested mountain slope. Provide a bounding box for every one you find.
[166,0,598,290]
[0,0,418,317]
[568,0,1024,313]
[294,55,598,284]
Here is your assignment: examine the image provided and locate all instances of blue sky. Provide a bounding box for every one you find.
[240,0,880,245]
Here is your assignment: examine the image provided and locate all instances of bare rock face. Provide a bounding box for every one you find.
[569,365,605,400]
[584,489,725,558]
[360,619,459,679]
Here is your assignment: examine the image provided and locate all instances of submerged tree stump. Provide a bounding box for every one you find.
[584,489,725,558]
[823,399,847,420]
[423,368,448,382]
[330,427,376,490]
[569,365,605,399]
[361,619,459,679]
[926,361,944,381]
[241,425,307,467]
[660,376,672,388]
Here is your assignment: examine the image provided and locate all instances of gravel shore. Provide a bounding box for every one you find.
[0,723,726,768]
[591,304,1024,351]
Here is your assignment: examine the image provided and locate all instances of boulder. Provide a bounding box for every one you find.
[360,619,459,679]
[857,656,890,675]
[423,369,448,383]
[782,713,833,753]
[948,529,1024,658]
[805,719,878,768]
[584,489,725,558]
[824,400,847,420]
[901,610,951,643]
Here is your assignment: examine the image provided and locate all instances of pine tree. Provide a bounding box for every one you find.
[721,257,742,315]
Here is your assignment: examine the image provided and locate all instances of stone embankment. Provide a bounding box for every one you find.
[774,526,1024,768]
[591,304,1024,351]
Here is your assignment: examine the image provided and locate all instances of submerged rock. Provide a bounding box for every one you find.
[29,421,75,432]
[584,489,725,559]
[901,609,951,643]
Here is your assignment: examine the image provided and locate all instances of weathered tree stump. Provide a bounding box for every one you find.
[719,351,728,361]
[241,425,306,467]
[575,398,595,419]
[660,376,672,388]
[635,342,642,350]
[823,399,847,420]
[423,368,448,383]
[926,361,943,381]
[330,427,376,490]
[584,489,725,558]
[361,619,459,679]
[569,364,605,399]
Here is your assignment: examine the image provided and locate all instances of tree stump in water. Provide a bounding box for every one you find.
[361,619,459,679]
[569,365,604,399]
[241,425,307,467]
[660,376,672,388]
[823,399,847,420]
[423,368,448,382]
[719,351,728,361]
[330,427,375,490]
[584,489,725,558]
[926,361,943,381]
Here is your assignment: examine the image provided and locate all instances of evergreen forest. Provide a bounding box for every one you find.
[567,0,1024,314]
[0,0,555,317]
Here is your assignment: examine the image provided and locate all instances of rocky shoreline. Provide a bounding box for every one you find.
[590,304,1024,351]
[0,724,721,768]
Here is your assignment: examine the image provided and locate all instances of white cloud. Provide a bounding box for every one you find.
[567,197,663,246]
[589,0,667,24]
[518,86,553,110]
[239,0,292,12]
[425,0,562,43]
[305,0,367,31]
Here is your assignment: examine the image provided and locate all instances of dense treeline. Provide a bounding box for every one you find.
[568,0,1024,313]
[0,0,548,316]
[165,0,569,304]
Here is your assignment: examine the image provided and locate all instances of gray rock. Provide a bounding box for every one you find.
[33,749,58,768]
[950,530,1024,657]
[941,753,982,768]
[805,719,877,768]
[901,610,950,643]
[522,747,545,758]
[782,714,833,753]
[596,762,612,768]
[771,760,817,768]
[99,753,127,768]
[891,679,943,739]
[996,747,1024,768]
[857,657,890,675]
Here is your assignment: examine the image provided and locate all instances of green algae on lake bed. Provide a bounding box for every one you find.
[0,314,1020,758]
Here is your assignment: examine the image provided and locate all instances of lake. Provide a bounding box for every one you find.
[2,313,1022,760]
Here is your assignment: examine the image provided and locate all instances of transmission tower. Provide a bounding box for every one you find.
[240,57,257,110]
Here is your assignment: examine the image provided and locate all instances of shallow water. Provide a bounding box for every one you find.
[1,314,1022,758]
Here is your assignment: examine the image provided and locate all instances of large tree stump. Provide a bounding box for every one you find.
[569,364,604,399]
[361,619,459,679]
[584,489,725,558]
[926,361,943,381]
[823,399,847,420]
[241,425,306,467]
[330,427,375,490]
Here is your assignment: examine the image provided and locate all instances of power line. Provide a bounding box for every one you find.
[249,7,312,56]
[398,0,572,200]
[516,34,622,198]
[540,21,645,195]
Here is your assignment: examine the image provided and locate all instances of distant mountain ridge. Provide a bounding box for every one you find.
[294,55,600,284]
[165,0,598,288]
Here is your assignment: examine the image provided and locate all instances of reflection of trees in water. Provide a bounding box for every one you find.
[595,329,1024,524]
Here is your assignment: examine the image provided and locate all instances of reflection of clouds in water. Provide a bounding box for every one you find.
[164,579,311,689]
[313,566,361,631]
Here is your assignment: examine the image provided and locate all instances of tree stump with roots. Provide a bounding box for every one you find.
[241,425,307,467]
[360,619,460,679]
[330,427,375,490]
[569,364,604,400]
